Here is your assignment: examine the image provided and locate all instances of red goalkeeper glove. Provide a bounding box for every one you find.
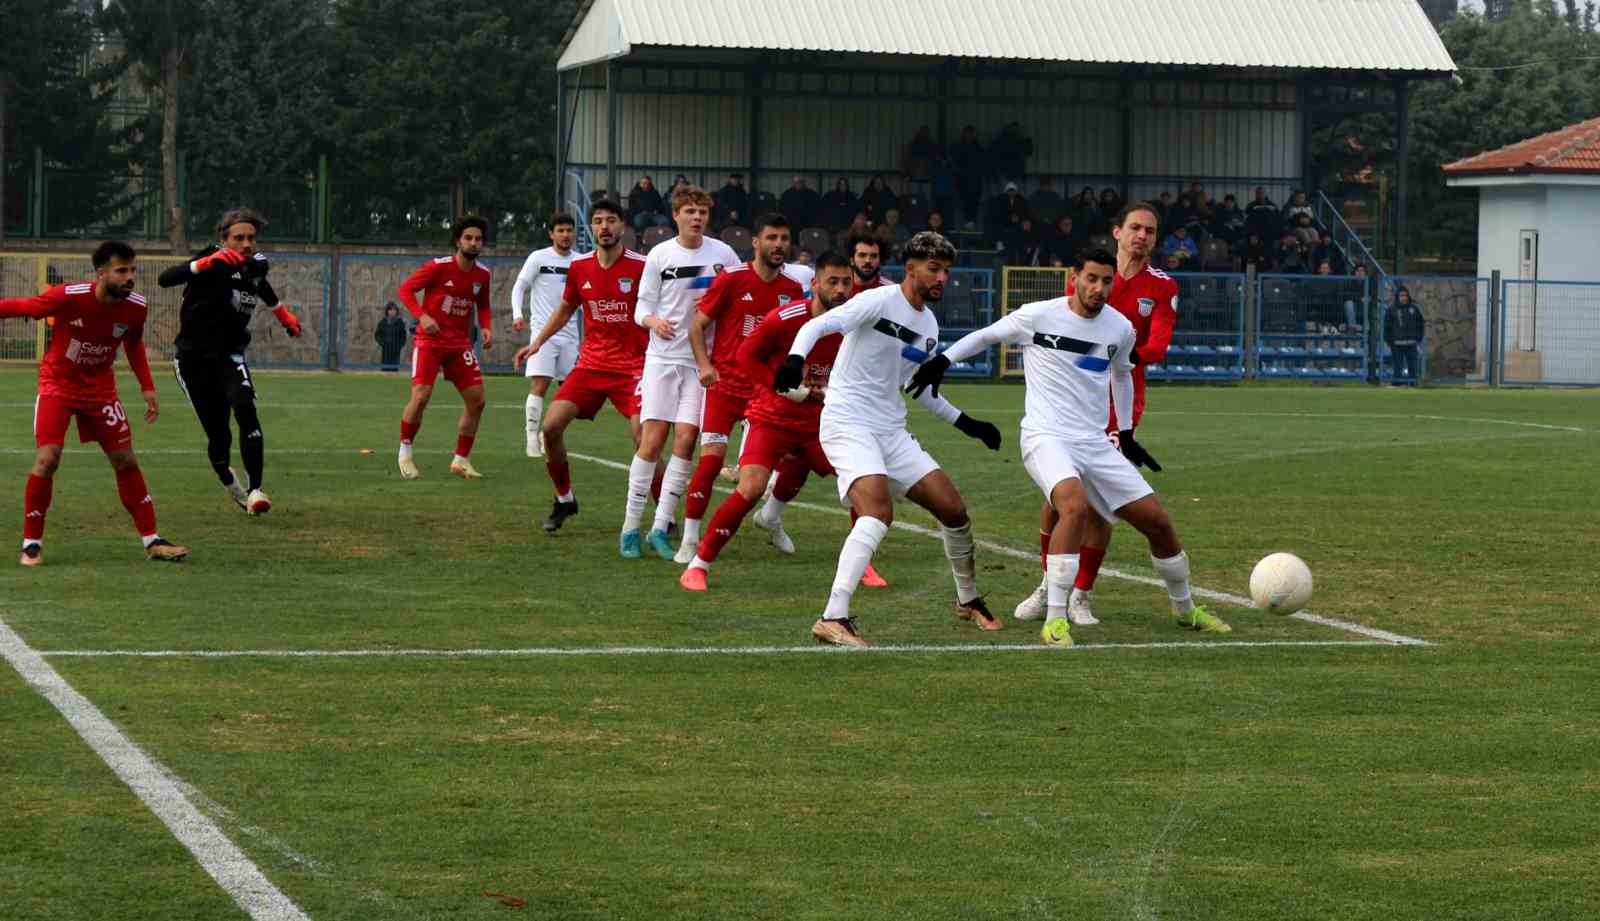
[273,305,302,337]
[191,248,247,274]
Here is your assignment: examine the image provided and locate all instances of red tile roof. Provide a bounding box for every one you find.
[1443,116,1600,176]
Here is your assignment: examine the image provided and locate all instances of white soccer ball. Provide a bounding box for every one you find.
[1249,553,1313,615]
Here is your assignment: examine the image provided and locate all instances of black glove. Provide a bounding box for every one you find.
[1129,345,1144,367]
[1118,429,1162,471]
[244,252,270,278]
[772,354,805,393]
[955,413,1002,451]
[905,353,951,399]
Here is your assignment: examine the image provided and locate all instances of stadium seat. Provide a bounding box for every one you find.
[900,194,930,230]
[720,225,754,260]
[641,225,674,252]
[1260,279,1302,332]
[752,191,779,217]
[1088,233,1114,254]
[798,227,831,257]
[618,226,639,253]
[1200,238,1232,271]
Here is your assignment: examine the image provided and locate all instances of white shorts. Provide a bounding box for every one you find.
[1021,429,1153,522]
[525,336,577,380]
[639,361,705,426]
[819,424,941,504]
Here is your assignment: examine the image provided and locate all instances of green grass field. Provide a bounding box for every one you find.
[2,367,1597,920]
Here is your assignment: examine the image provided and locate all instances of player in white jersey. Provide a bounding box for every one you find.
[779,231,1005,646]
[623,185,740,560]
[510,212,578,457]
[907,247,1230,646]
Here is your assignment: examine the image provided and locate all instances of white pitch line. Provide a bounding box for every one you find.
[38,639,1387,658]
[0,616,311,921]
[566,453,1432,647]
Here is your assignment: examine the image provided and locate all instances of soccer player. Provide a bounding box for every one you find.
[510,212,577,458]
[676,213,809,562]
[1013,202,1180,625]
[847,234,895,296]
[623,185,739,560]
[906,247,1228,646]
[777,231,1004,646]
[395,216,494,480]
[677,251,852,590]
[1,241,188,564]
[514,200,648,533]
[160,207,302,515]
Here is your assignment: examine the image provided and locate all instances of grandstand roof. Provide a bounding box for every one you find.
[1442,116,1600,177]
[557,0,1457,75]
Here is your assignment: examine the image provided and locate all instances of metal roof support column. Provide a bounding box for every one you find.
[748,67,762,203]
[1298,78,1315,193]
[605,61,619,202]
[1394,78,1410,274]
[1118,101,1132,203]
[555,67,567,211]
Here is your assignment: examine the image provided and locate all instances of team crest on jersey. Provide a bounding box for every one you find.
[619,277,633,293]
[777,294,791,305]
[1137,298,1155,317]
[1108,344,1119,360]
[925,337,937,352]
[712,264,724,274]
[472,283,482,295]
[112,323,129,338]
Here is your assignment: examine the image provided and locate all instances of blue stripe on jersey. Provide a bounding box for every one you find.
[1075,355,1110,372]
[688,276,714,290]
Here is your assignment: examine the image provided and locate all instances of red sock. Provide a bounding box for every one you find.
[547,459,572,496]
[685,455,723,521]
[772,454,809,502]
[23,473,52,541]
[650,463,664,502]
[696,491,754,563]
[1039,529,1051,572]
[400,419,420,444]
[1075,545,1106,591]
[454,433,475,458]
[115,466,158,538]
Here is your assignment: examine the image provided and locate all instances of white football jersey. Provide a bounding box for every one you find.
[784,262,814,295]
[511,246,578,342]
[944,296,1136,440]
[790,283,960,435]
[636,235,740,368]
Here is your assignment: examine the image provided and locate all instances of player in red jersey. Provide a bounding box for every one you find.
[1015,202,1179,625]
[677,252,853,591]
[0,241,188,565]
[676,213,809,561]
[847,234,896,298]
[395,216,494,481]
[514,199,649,533]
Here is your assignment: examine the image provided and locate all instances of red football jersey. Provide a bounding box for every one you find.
[1107,263,1178,426]
[737,301,841,434]
[851,274,895,298]
[697,262,807,399]
[563,249,649,375]
[397,255,493,351]
[0,283,153,400]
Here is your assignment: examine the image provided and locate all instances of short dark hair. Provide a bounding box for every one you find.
[1074,247,1116,272]
[216,207,265,238]
[550,212,575,229]
[813,251,849,273]
[92,240,136,268]
[589,199,624,221]
[451,215,488,242]
[1114,201,1161,230]
[847,233,881,258]
[754,213,789,236]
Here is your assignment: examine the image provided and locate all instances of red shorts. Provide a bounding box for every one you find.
[34,393,133,451]
[699,387,752,442]
[740,422,833,477]
[411,344,483,392]
[554,367,641,420]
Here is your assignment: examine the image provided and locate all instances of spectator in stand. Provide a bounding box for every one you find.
[1098,187,1123,226]
[375,302,408,372]
[1313,228,1346,274]
[925,210,948,235]
[1291,212,1318,245]
[930,154,957,222]
[1275,232,1309,274]
[860,174,898,224]
[1167,194,1200,235]
[1162,253,1184,272]
[1245,186,1280,240]
[627,175,670,231]
[1282,190,1314,232]
[795,248,815,267]
[1347,263,1369,329]
[1151,191,1172,226]
[949,125,986,229]
[1158,224,1199,266]
[991,122,1034,184]
[1188,182,1213,222]
[1046,214,1084,267]
[835,211,872,254]
[874,208,911,259]
[903,125,940,187]
[821,177,858,230]
[714,173,750,228]
[1027,177,1066,227]
[1073,186,1105,234]
[1004,217,1046,266]
[986,181,1031,241]
[1209,193,1246,246]
[1385,286,1425,384]
[1242,231,1272,272]
[779,175,822,229]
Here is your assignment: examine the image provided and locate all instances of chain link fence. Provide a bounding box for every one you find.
[1499,279,1600,386]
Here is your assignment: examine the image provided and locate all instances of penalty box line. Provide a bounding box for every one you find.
[566,452,1432,648]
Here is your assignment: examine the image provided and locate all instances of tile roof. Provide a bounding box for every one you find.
[1442,116,1600,176]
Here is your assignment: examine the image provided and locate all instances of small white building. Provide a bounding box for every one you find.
[1444,118,1600,385]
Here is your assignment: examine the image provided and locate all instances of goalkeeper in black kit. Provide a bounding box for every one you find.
[159,207,302,515]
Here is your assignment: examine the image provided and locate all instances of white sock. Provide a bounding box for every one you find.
[398,442,413,461]
[623,455,654,531]
[556,491,575,503]
[1070,587,1091,605]
[941,522,979,605]
[21,539,40,551]
[679,517,702,548]
[689,555,710,572]
[1152,551,1195,615]
[452,454,469,466]
[758,497,787,523]
[1046,553,1080,622]
[524,394,542,436]
[651,454,693,533]
[141,534,160,549]
[824,516,888,619]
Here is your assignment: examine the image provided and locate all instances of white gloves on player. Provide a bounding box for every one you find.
[779,386,827,404]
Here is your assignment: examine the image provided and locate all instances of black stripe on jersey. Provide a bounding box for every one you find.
[1031,332,1098,354]
[537,265,569,276]
[872,317,922,345]
[661,265,708,281]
